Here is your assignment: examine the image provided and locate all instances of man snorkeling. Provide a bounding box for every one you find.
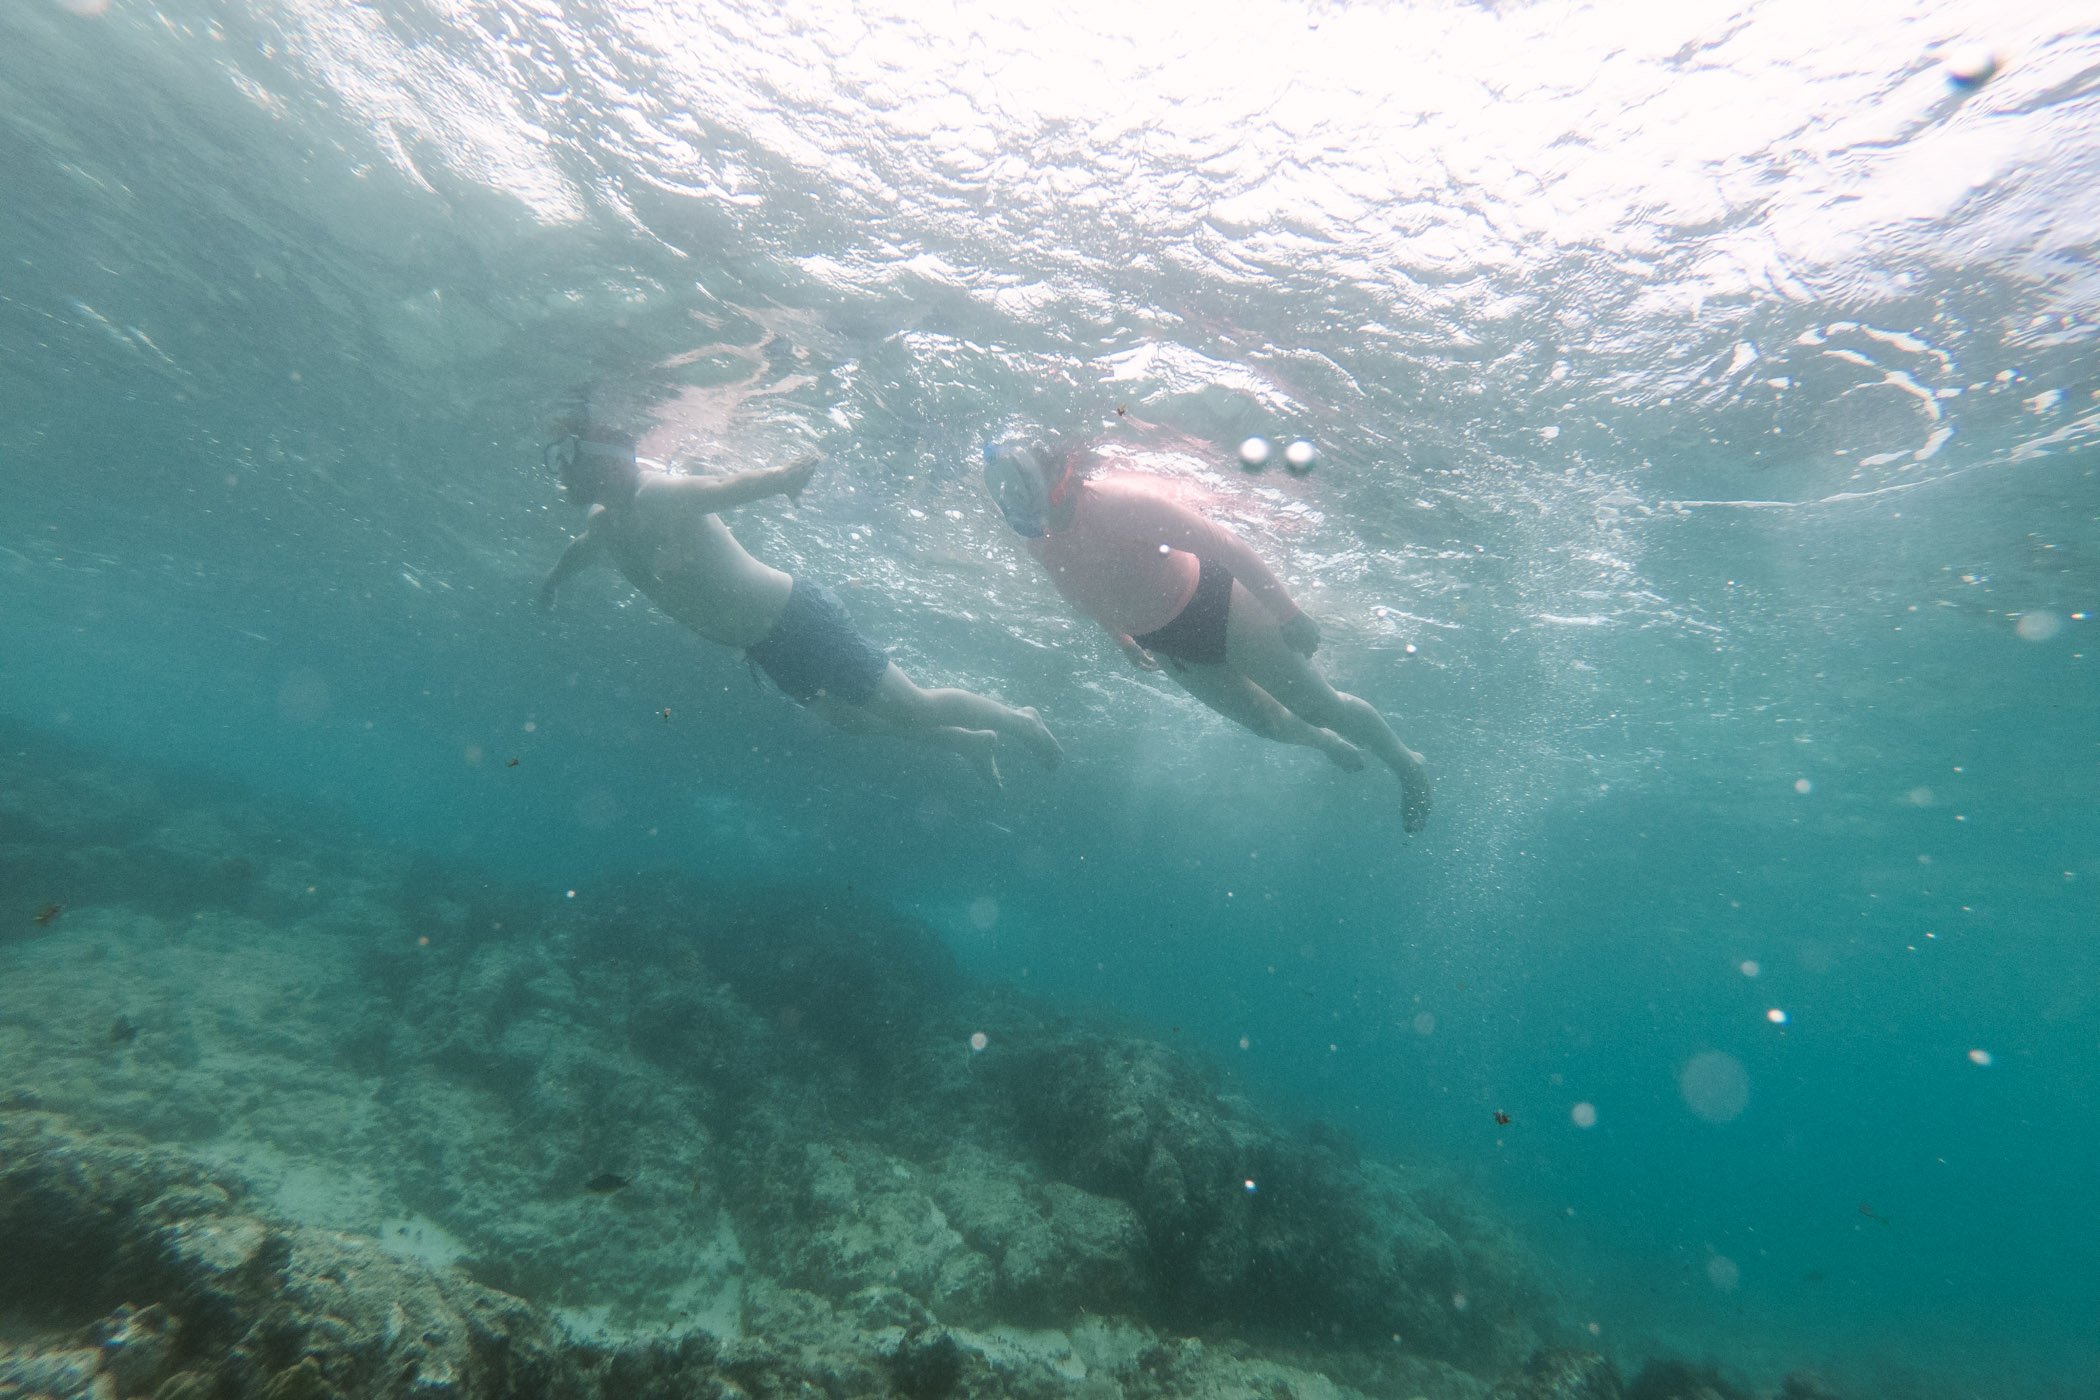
[983,438,1430,832]
[538,418,1062,785]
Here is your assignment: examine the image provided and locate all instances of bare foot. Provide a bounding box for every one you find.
[956,729,1005,788]
[1316,729,1368,772]
[1397,751,1432,834]
[1015,706,1064,770]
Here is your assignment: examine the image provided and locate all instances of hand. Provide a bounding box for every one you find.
[1117,635,1161,671]
[1279,610,1321,656]
[778,455,819,501]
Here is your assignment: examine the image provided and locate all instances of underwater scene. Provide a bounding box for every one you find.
[2,3,2095,1399]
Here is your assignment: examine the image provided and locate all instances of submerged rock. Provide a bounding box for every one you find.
[994,1032,1541,1365]
[0,1345,108,1400]
[0,1112,571,1400]
[888,1326,965,1400]
[1626,1358,1755,1400]
[1489,1347,1622,1400]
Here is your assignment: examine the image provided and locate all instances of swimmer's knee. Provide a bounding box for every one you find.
[1279,693,1344,731]
[874,674,939,724]
[1248,701,1301,741]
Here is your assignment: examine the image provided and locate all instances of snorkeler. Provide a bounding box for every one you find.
[984,439,1430,832]
[537,420,1062,785]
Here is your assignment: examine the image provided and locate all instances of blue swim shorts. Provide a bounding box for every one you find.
[744,578,889,706]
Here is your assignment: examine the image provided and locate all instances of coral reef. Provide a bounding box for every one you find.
[0,736,1863,1399]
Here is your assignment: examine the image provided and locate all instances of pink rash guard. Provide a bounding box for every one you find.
[1026,474,1301,638]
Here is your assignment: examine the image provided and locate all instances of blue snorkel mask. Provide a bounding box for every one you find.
[983,441,1065,538]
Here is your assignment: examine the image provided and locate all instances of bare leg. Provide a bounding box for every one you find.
[1167,662,1366,771]
[811,694,1005,786]
[846,664,1063,770]
[1222,583,1432,833]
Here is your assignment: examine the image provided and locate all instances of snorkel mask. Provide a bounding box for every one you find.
[545,427,639,505]
[983,442,1073,538]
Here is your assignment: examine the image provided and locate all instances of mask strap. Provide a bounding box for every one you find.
[1046,455,1076,508]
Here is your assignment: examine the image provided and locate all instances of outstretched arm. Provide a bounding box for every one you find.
[655,455,817,514]
[538,512,607,610]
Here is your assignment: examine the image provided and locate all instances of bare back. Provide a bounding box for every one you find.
[595,477,793,647]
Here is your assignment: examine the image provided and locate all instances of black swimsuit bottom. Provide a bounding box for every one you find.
[1132,555,1231,666]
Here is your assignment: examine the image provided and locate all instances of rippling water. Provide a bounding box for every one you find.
[3,1,2096,1395]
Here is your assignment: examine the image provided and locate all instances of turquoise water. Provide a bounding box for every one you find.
[3,1,2095,1395]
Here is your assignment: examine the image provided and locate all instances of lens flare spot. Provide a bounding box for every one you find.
[969,1032,989,1052]
[2015,611,2063,642]
[1570,1102,1598,1129]
[1680,1051,1751,1123]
